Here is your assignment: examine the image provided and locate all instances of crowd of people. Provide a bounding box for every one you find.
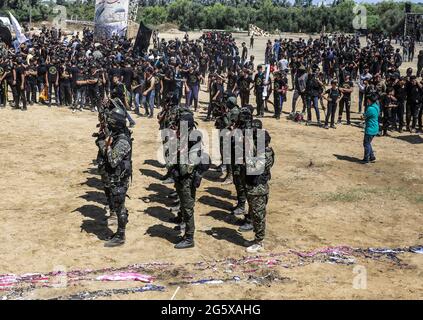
[2,27,422,136]
[1,25,422,250]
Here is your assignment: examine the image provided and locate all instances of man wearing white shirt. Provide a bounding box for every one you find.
[278,55,288,73]
[358,67,372,113]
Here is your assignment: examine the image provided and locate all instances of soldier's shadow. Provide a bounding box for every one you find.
[202,210,244,226]
[73,204,114,240]
[139,168,165,180]
[204,187,236,200]
[79,190,108,205]
[141,206,175,223]
[143,183,175,206]
[82,167,99,175]
[80,177,103,191]
[198,195,232,211]
[144,159,165,168]
[202,169,224,182]
[145,224,181,244]
[202,227,246,247]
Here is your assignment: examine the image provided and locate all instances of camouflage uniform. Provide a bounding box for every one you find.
[104,130,132,246]
[171,138,206,245]
[245,146,274,243]
[95,134,113,213]
[174,163,197,238]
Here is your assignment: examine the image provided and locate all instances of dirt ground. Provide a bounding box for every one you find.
[0,32,422,300]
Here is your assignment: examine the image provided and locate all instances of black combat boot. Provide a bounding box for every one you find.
[105,210,128,247]
[174,235,194,249]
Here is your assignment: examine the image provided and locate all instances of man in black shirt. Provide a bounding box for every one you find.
[37,58,47,97]
[121,60,134,108]
[337,74,354,125]
[26,59,38,105]
[46,58,60,107]
[394,77,407,132]
[238,69,252,107]
[69,62,79,106]
[86,65,101,112]
[254,65,265,117]
[14,59,27,110]
[0,59,7,107]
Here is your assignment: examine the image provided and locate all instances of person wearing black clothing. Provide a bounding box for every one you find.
[86,65,101,112]
[0,61,6,107]
[337,74,354,125]
[121,61,134,108]
[381,87,398,136]
[406,76,422,132]
[241,42,248,66]
[154,66,162,109]
[254,65,265,117]
[238,69,252,107]
[26,60,38,105]
[273,71,288,120]
[59,64,72,106]
[108,62,121,93]
[14,60,27,110]
[305,71,322,125]
[69,62,79,106]
[185,66,202,111]
[226,69,238,95]
[46,59,60,107]
[37,59,47,97]
[5,62,17,107]
[394,77,407,132]
[322,81,341,129]
[199,53,208,81]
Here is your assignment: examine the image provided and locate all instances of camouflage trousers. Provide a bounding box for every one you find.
[246,193,268,243]
[232,164,246,210]
[109,177,129,216]
[175,175,196,238]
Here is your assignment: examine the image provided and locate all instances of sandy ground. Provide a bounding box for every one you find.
[0,32,422,300]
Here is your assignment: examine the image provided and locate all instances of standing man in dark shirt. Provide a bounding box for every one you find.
[69,61,79,106]
[59,63,72,107]
[108,61,121,94]
[394,77,407,132]
[273,71,288,120]
[406,76,422,132]
[241,42,248,66]
[254,65,265,117]
[185,66,202,111]
[337,74,354,125]
[37,58,47,100]
[0,60,6,107]
[15,59,27,110]
[121,60,134,108]
[26,59,38,105]
[86,65,101,112]
[46,58,59,107]
[5,60,17,107]
[322,80,341,129]
[238,69,253,107]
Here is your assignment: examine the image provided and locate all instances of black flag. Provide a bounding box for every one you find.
[0,25,12,47]
[134,22,152,55]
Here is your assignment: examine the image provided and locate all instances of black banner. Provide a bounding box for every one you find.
[0,25,12,47]
[134,21,152,55]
